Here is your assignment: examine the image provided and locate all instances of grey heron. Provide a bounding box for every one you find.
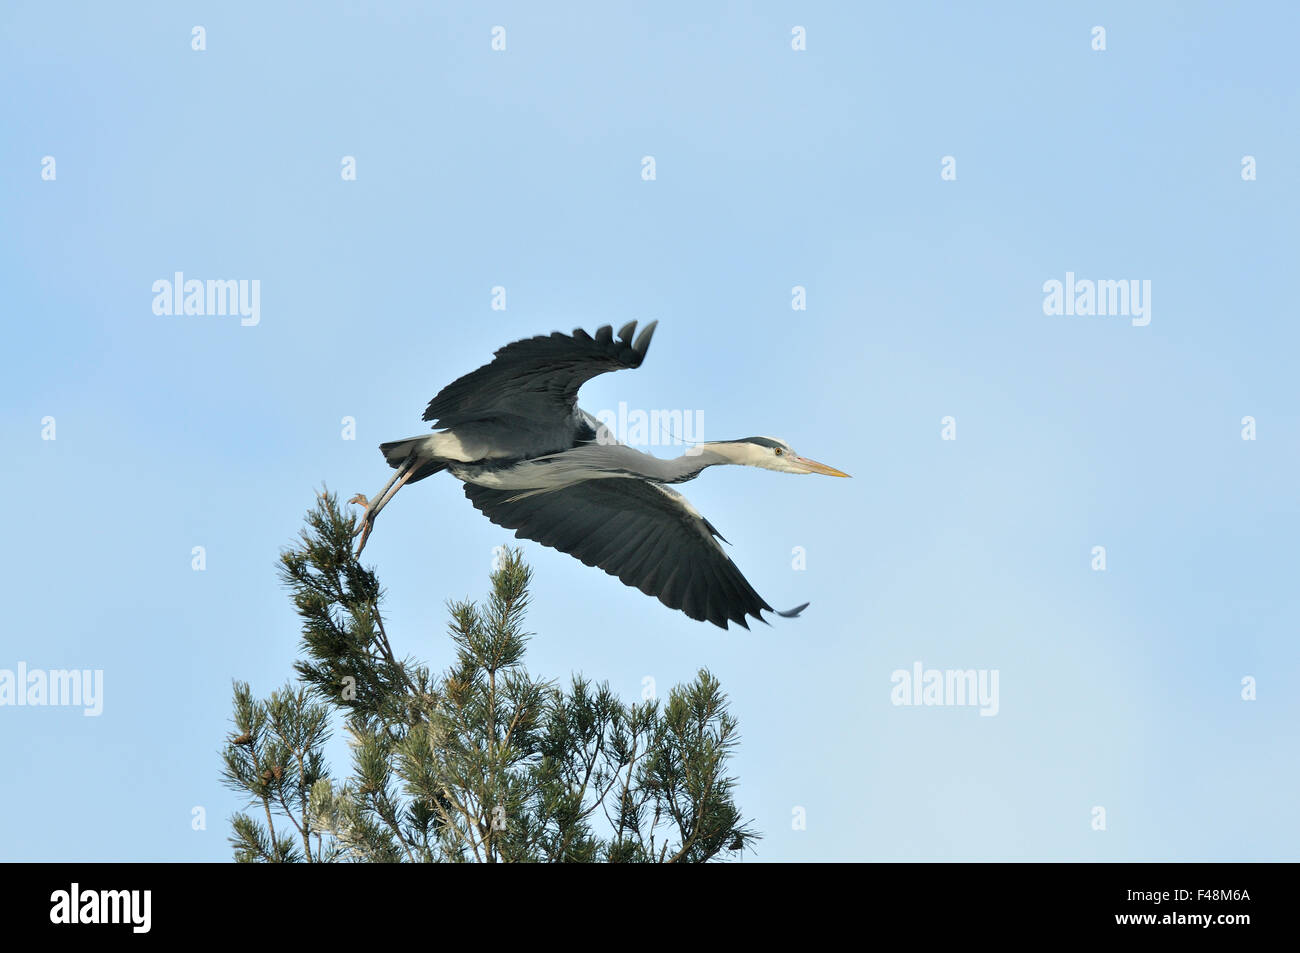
[350,321,849,629]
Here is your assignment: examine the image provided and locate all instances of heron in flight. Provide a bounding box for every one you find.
[350,321,849,629]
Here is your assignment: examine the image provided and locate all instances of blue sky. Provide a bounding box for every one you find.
[1,1,1297,861]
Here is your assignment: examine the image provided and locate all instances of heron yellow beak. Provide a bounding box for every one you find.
[795,456,851,478]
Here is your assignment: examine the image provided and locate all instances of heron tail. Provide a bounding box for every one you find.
[380,436,425,468]
[378,436,446,485]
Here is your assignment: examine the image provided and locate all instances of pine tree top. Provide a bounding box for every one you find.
[220,489,757,863]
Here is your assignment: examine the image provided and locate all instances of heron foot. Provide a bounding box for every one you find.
[348,494,371,537]
[348,494,376,555]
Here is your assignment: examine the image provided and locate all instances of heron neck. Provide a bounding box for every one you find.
[664,446,733,483]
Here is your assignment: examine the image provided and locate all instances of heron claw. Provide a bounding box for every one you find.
[348,494,372,540]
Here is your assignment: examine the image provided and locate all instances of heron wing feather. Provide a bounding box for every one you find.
[423,321,657,427]
[462,477,775,629]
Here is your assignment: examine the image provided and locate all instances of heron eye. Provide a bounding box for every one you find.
[774,448,784,456]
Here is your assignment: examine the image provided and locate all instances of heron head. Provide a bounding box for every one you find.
[704,437,850,477]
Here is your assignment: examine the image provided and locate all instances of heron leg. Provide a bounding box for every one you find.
[351,454,418,556]
[350,463,408,531]
[352,515,377,557]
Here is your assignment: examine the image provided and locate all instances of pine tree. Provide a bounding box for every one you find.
[220,490,757,862]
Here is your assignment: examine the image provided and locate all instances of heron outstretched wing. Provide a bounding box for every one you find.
[463,477,807,629]
[423,321,657,428]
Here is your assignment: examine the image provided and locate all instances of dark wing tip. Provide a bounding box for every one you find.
[775,602,810,619]
[701,516,729,545]
[617,320,637,342]
[632,319,658,356]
